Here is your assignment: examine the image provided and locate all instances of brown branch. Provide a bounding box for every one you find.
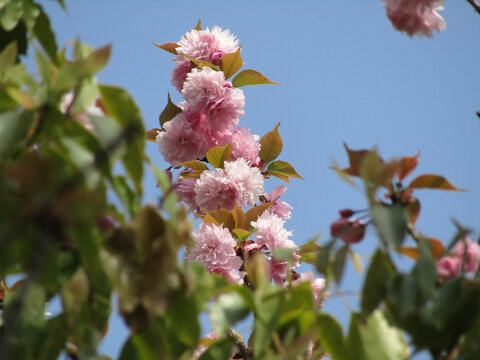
[466,0,480,15]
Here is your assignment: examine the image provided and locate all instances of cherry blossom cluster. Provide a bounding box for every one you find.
[154,23,327,306]
[436,238,480,280]
[382,0,446,38]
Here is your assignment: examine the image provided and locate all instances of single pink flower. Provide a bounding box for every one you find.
[194,168,238,211]
[330,217,366,244]
[187,223,244,284]
[224,158,264,208]
[156,113,206,165]
[251,211,296,251]
[453,238,480,274]
[177,25,239,65]
[171,55,196,92]
[383,0,446,38]
[261,185,292,219]
[182,67,245,133]
[436,256,461,280]
[230,127,261,166]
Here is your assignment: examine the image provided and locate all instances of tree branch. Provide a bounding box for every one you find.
[466,0,480,15]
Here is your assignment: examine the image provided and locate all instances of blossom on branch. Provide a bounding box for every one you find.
[187,223,244,284]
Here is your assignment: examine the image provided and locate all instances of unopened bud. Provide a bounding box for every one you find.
[339,209,354,218]
[330,217,366,244]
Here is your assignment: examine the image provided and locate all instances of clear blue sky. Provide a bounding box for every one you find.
[39,0,480,357]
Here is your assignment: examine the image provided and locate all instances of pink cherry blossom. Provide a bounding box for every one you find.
[251,211,296,251]
[187,223,244,284]
[177,25,239,65]
[224,158,264,208]
[171,55,196,92]
[60,93,103,132]
[182,67,245,132]
[156,113,206,165]
[298,271,329,309]
[330,217,366,244]
[174,177,199,212]
[261,185,292,219]
[453,238,480,274]
[230,127,261,166]
[194,168,238,211]
[436,256,461,280]
[383,0,446,38]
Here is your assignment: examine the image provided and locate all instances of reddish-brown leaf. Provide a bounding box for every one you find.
[409,174,464,191]
[426,237,445,260]
[342,143,380,177]
[152,41,178,55]
[245,202,274,230]
[396,153,420,181]
[405,197,421,226]
[146,128,161,142]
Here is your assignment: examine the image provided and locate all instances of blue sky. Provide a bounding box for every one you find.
[39,0,480,357]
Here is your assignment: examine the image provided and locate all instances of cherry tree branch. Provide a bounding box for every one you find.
[466,0,480,15]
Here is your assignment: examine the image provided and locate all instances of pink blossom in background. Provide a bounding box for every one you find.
[194,168,238,211]
[187,223,244,284]
[453,238,480,274]
[224,158,264,208]
[298,271,329,309]
[383,0,446,38]
[261,185,292,219]
[156,113,206,165]
[230,127,261,166]
[330,217,366,244]
[174,177,199,212]
[177,25,239,65]
[60,93,103,132]
[268,258,289,284]
[436,256,461,280]
[182,67,245,132]
[251,211,296,251]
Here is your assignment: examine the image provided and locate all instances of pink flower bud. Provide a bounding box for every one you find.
[330,217,366,244]
[339,209,354,218]
[436,256,461,280]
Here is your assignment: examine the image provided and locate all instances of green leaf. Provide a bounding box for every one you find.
[0,1,23,31]
[206,143,232,168]
[99,85,145,194]
[371,204,408,249]
[83,44,111,76]
[316,239,335,275]
[112,175,140,216]
[348,311,410,360]
[267,160,304,181]
[299,241,321,265]
[201,209,236,230]
[253,289,284,357]
[152,41,178,55]
[413,238,437,302]
[0,41,17,72]
[259,122,283,164]
[231,228,253,241]
[219,47,243,79]
[150,164,172,191]
[317,313,350,360]
[210,292,251,334]
[181,52,218,71]
[361,250,395,316]
[159,93,182,128]
[408,174,464,191]
[33,6,58,64]
[232,69,279,87]
[199,338,233,360]
[333,245,348,284]
[166,288,200,348]
[0,110,34,155]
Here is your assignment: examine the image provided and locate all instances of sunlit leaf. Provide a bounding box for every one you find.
[259,124,283,164]
[194,19,202,31]
[231,204,246,229]
[408,174,464,191]
[159,92,182,128]
[83,44,111,76]
[152,41,178,55]
[201,209,236,230]
[176,160,209,171]
[219,47,243,79]
[267,160,304,181]
[0,1,23,31]
[181,52,218,71]
[405,197,420,227]
[348,247,363,273]
[232,228,252,241]
[206,144,232,168]
[342,143,378,177]
[232,69,279,87]
[0,41,17,72]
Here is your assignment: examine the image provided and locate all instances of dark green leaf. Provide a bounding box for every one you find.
[0,110,34,155]
[361,250,395,316]
[253,289,284,356]
[199,338,233,360]
[317,313,350,360]
[333,245,348,284]
[33,6,58,64]
[316,239,335,274]
[413,238,437,302]
[371,204,408,249]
